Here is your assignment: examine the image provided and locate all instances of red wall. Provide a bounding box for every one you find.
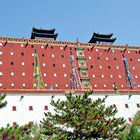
[0,40,140,90]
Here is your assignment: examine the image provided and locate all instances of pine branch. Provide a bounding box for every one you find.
[0,94,7,109]
[40,90,126,139]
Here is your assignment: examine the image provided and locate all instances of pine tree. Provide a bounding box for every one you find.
[120,125,140,140]
[132,111,140,127]
[0,94,7,109]
[40,90,126,140]
[0,122,45,140]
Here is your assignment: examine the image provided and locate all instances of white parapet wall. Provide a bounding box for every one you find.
[0,93,140,127]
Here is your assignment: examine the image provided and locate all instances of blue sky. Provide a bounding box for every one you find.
[0,0,140,45]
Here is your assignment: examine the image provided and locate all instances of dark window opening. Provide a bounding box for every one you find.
[11,62,14,65]
[125,104,129,108]
[108,66,111,69]
[128,118,132,122]
[61,54,64,58]
[29,106,33,111]
[13,122,17,126]
[87,48,90,51]
[21,52,24,56]
[114,58,117,60]
[31,45,34,48]
[97,57,100,60]
[32,62,34,66]
[44,105,48,110]
[104,49,107,52]
[136,51,138,54]
[51,46,53,49]
[12,106,16,111]
[112,104,117,108]
[90,65,93,69]
[42,54,45,57]
[130,58,132,61]
[137,103,140,108]
[53,64,56,67]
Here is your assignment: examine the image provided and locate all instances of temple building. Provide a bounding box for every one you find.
[0,27,140,126]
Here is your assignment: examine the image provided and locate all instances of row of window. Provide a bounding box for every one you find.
[0,83,69,88]
[1,50,140,61]
[0,72,68,78]
[86,47,139,55]
[93,84,140,88]
[0,60,138,73]
[12,105,48,111]
[0,51,66,59]
[93,48,139,54]
[21,44,64,50]
[0,71,139,84]
[5,61,139,72]
[10,103,140,112]
[92,74,139,79]
[88,55,139,62]
[0,52,139,61]
[93,84,125,88]
[90,65,118,70]
[0,52,64,60]
[92,74,138,79]
[32,53,65,58]
[112,103,140,109]
[11,103,140,112]
[0,72,26,76]
[88,56,135,62]
[0,61,67,68]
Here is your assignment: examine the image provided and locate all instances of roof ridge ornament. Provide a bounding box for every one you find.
[89,32,116,43]
[30,27,58,40]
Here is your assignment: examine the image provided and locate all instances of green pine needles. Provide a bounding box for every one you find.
[0,94,7,109]
[40,90,126,140]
